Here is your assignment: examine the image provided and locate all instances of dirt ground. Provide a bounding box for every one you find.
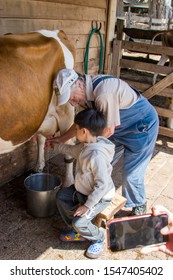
[0,134,173,261]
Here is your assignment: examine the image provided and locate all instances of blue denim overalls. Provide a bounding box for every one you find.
[93,76,159,208]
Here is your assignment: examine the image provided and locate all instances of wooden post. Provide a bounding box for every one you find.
[116,0,124,18]
[111,39,122,77]
[110,18,124,77]
[104,0,117,74]
[116,18,124,40]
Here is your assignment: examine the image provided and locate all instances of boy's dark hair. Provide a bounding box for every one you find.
[74,108,106,136]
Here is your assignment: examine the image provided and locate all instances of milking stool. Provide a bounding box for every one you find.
[94,193,127,228]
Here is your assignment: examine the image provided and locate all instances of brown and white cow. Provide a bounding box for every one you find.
[151,30,173,129]
[0,30,75,187]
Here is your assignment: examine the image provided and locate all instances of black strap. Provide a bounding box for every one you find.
[92,75,114,91]
[91,76,140,110]
[130,86,141,97]
[93,75,141,97]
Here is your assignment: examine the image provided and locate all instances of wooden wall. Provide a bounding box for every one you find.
[0,0,108,74]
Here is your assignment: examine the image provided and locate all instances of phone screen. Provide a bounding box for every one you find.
[107,214,168,252]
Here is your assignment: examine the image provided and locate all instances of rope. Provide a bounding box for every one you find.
[84,22,104,74]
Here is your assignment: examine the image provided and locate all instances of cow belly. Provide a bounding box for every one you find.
[0,138,26,154]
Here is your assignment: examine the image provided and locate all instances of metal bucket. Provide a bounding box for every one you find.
[24,173,62,218]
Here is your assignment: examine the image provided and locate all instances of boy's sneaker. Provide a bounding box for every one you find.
[131,203,147,216]
[59,230,86,242]
[85,241,104,259]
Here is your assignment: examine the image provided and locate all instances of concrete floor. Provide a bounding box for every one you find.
[0,135,173,261]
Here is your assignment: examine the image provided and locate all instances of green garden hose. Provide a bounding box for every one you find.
[84,22,104,74]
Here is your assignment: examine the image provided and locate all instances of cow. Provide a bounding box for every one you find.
[151,30,173,129]
[151,30,173,85]
[0,30,75,187]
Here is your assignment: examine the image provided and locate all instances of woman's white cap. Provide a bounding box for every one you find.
[54,69,78,105]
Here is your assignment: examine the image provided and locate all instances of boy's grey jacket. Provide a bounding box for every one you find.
[56,136,116,209]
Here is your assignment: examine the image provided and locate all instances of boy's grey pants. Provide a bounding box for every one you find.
[56,184,111,242]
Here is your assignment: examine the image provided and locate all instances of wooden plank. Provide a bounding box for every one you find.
[94,193,127,226]
[75,58,100,74]
[120,59,173,76]
[143,72,173,99]
[0,0,106,21]
[154,106,173,119]
[0,19,105,35]
[129,15,168,25]
[159,126,173,138]
[76,47,100,63]
[123,80,151,92]
[129,24,167,31]
[124,80,173,98]
[97,194,127,220]
[122,40,173,57]
[31,0,107,9]
[68,34,102,49]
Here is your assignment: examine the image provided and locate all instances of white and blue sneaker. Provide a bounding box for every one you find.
[85,241,104,259]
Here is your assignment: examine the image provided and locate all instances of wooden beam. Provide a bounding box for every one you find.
[124,80,173,98]
[159,126,173,138]
[0,0,105,21]
[154,106,173,118]
[120,59,173,75]
[143,72,173,99]
[122,40,173,57]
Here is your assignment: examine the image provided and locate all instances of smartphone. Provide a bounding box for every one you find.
[107,214,168,252]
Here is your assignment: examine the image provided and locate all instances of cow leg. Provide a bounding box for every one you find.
[35,113,57,173]
[34,134,46,172]
[63,143,75,188]
[55,103,75,188]
[34,132,75,187]
[153,54,169,85]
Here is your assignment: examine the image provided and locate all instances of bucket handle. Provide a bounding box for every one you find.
[54,179,62,190]
[54,184,62,190]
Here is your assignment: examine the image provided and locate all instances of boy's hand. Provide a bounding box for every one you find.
[73,205,89,217]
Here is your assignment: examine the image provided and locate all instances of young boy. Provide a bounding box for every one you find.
[49,108,115,259]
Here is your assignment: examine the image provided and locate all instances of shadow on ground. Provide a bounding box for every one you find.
[0,135,173,260]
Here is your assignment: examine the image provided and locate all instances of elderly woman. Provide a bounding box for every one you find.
[49,68,159,216]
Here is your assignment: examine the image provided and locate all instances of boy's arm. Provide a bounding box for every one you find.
[53,142,83,159]
[84,154,112,209]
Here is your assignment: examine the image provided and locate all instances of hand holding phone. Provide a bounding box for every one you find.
[107,211,169,252]
[140,205,173,257]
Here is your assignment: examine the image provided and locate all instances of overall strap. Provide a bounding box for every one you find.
[91,75,114,110]
[93,75,141,97]
[130,86,141,97]
[92,75,114,91]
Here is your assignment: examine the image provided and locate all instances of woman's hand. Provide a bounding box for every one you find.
[140,205,173,257]
[45,123,76,149]
[45,135,64,149]
[101,126,115,138]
